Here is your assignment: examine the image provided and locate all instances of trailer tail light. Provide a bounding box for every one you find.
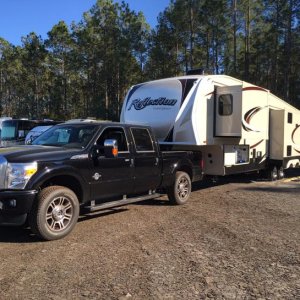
[200,159,204,170]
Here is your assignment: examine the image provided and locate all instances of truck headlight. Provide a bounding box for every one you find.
[6,162,38,189]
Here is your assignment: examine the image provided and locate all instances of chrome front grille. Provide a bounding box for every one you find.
[0,156,7,189]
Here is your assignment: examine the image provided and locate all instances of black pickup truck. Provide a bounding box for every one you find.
[0,122,202,240]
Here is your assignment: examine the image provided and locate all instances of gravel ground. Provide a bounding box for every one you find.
[0,174,299,300]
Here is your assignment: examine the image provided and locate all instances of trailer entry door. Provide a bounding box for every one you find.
[214,85,242,137]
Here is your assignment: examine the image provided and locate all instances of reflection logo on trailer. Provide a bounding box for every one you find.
[128,97,178,111]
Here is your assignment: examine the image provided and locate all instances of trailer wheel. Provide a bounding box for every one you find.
[29,186,79,241]
[269,166,278,181]
[277,166,285,179]
[167,171,192,205]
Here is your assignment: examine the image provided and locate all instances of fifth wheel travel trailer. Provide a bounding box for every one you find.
[120,74,300,180]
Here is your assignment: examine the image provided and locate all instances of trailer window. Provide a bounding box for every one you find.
[131,128,154,152]
[288,112,293,124]
[218,94,233,116]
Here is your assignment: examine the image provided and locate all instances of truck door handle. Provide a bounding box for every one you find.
[130,159,134,167]
[125,158,134,167]
[155,157,159,166]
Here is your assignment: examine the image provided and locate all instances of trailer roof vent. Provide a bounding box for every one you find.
[186,68,205,75]
[186,68,214,75]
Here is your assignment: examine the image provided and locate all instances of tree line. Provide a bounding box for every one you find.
[0,0,299,121]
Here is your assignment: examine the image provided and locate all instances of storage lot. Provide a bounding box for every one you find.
[0,174,299,299]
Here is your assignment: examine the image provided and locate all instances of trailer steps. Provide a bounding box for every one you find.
[83,193,161,213]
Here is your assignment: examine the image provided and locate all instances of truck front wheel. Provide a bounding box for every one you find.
[29,186,79,241]
[167,171,192,205]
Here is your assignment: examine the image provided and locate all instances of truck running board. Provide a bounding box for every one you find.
[84,193,161,213]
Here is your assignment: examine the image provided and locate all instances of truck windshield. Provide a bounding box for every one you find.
[32,124,98,148]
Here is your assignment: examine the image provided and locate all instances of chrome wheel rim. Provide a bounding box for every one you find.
[177,176,190,200]
[46,196,73,232]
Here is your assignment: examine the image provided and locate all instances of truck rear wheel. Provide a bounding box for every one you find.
[168,171,191,205]
[29,186,79,241]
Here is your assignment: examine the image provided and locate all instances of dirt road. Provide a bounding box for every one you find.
[0,175,299,299]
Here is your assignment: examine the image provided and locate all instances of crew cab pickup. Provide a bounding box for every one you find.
[0,122,202,240]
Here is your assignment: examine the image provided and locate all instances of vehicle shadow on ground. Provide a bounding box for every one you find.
[202,168,300,194]
[0,226,40,243]
[0,204,170,242]
[0,209,129,243]
[192,168,300,191]
[135,174,274,207]
[78,207,128,222]
[242,184,300,194]
[192,173,259,190]
[134,198,171,206]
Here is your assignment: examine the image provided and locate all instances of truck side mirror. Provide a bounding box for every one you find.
[104,139,118,158]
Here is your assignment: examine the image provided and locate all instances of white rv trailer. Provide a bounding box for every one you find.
[120,75,300,178]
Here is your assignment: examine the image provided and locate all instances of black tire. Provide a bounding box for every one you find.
[269,166,278,181]
[29,186,80,241]
[277,166,285,179]
[167,171,192,205]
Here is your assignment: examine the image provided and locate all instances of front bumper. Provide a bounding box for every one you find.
[0,190,38,225]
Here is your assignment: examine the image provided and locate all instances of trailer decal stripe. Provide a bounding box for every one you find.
[250,139,264,149]
[125,83,145,109]
[164,127,174,142]
[258,154,267,164]
[180,79,198,106]
[245,107,261,123]
[242,107,263,132]
[290,124,300,153]
[242,123,250,132]
[291,124,300,144]
[294,148,300,154]
[205,91,214,97]
[242,87,268,92]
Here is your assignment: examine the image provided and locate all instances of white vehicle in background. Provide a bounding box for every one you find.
[25,125,53,144]
[25,119,99,144]
[1,119,60,147]
[0,117,12,137]
[65,118,98,123]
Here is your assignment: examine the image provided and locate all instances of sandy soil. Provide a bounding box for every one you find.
[0,174,299,299]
